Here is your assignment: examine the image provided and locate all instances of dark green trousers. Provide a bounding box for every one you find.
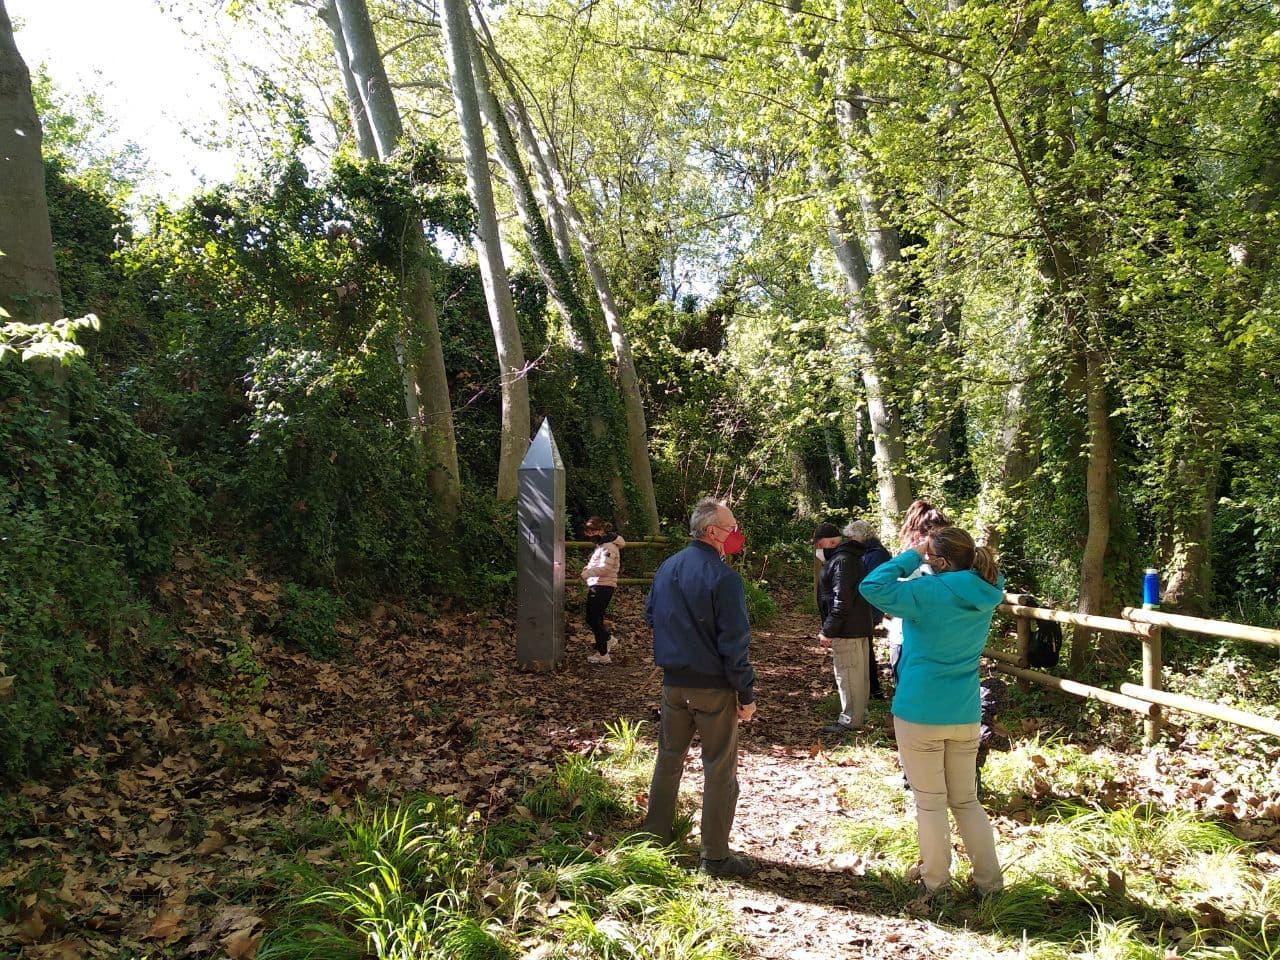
[642,685,740,860]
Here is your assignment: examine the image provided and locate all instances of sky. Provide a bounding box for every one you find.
[10,0,250,199]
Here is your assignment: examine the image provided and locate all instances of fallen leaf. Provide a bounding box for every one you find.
[224,930,260,959]
[144,909,184,941]
[194,830,229,855]
[18,906,47,942]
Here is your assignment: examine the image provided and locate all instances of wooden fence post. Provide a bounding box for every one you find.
[1143,626,1163,745]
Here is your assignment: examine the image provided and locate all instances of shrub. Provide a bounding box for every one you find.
[742,578,778,627]
[276,583,349,660]
[0,361,190,779]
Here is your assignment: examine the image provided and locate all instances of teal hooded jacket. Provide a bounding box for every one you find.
[859,548,1005,725]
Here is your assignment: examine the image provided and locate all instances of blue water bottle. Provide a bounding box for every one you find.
[1142,568,1160,609]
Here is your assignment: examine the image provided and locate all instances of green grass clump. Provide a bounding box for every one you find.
[257,739,745,960]
[982,735,1121,801]
[523,753,634,829]
[834,820,920,870]
[603,717,647,764]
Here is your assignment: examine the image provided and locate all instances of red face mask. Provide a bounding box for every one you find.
[721,529,746,555]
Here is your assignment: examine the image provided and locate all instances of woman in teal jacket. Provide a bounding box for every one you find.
[859,526,1005,897]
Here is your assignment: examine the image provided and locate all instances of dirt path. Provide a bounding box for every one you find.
[548,597,997,960]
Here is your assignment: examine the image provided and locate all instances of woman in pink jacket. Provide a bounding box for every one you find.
[581,517,625,663]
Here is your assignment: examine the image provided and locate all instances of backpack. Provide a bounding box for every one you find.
[1024,598,1063,669]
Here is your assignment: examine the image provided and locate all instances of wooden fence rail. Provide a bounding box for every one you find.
[992,595,1280,744]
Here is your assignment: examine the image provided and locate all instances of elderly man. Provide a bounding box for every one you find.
[813,518,887,734]
[642,497,757,878]
[845,519,892,699]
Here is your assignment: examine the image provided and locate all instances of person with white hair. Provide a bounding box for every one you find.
[811,517,884,733]
[842,519,893,698]
[642,497,758,878]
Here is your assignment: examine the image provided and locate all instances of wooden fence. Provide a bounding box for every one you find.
[989,593,1280,744]
[564,536,671,587]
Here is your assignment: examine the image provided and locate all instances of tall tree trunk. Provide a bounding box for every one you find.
[977,298,1034,551]
[483,45,661,534]
[326,0,461,523]
[789,441,823,519]
[1160,451,1219,614]
[319,1,376,157]
[1070,24,1120,669]
[978,374,1032,552]
[784,1,912,540]
[1071,347,1112,673]
[469,34,584,340]
[467,33,634,525]
[923,0,967,476]
[0,0,62,326]
[440,0,530,502]
[824,199,913,541]
[1162,138,1280,612]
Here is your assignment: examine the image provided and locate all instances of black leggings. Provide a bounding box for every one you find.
[585,585,615,654]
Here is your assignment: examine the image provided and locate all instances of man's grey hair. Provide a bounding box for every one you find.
[690,497,726,538]
[843,519,873,542]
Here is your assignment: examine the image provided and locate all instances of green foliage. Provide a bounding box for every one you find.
[603,718,647,765]
[741,578,778,627]
[258,753,744,960]
[273,583,349,660]
[0,361,191,779]
[121,151,521,601]
[0,312,99,364]
[522,754,633,829]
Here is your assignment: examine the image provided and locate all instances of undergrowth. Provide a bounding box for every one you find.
[256,726,741,960]
[829,732,1279,959]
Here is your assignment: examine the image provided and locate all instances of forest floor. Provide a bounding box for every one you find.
[3,557,1280,959]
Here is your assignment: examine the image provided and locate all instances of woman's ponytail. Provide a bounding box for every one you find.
[927,527,1000,584]
[972,545,999,585]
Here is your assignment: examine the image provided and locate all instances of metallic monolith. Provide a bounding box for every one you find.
[517,419,565,668]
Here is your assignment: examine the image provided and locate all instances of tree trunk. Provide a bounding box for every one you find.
[469,35,584,340]
[1071,348,1112,673]
[1162,127,1280,612]
[319,1,376,157]
[977,299,1034,550]
[1160,452,1219,615]
[327,0,461,523]
[439,0,529,502]
[483,50,661,534]
[0,0,62,326]
[977,369,1032,551]
[789,441,823,519]
[467,34,635,524]
[824,201,913,542]
[784,1,912,541]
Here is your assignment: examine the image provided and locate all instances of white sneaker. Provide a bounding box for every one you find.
[607,636,618,653]
[587,652,612,664]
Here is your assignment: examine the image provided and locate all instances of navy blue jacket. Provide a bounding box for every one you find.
[861,537,893,625]
[645,540,756,704]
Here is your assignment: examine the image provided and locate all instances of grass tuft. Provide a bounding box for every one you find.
[257,735,744,960]
[523,753,633,829]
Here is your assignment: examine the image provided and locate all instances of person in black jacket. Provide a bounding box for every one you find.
[843,520,892,698]
[812,521,879,733]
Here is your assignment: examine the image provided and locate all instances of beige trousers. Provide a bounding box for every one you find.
[831,635,870,728]
[895,716,1003,893]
